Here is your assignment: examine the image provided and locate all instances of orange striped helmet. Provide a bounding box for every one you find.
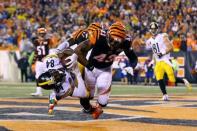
[87,22,102,31]
[37,27,47,34]
[108,22,126,42]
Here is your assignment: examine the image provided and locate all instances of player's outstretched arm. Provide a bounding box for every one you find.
[124,48,138,69]
[74,39,94,70]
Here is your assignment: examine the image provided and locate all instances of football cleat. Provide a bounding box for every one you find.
[48,96,58,115]
[162,94,169,101]
[81,108,93,114]
[48,109,54,115]
[183,78,192,91]
[48,103,56,115]
[91,104,103,119]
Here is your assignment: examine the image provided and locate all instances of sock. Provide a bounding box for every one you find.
[176,77,184,84]
[158,79,167,95]
[36,87,42,94]
[80,98,91,110]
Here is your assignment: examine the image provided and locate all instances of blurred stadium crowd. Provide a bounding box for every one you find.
[0,0,196,52]
[0,0,196,83]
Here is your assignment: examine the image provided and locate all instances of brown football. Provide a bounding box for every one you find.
[59,48,74,66]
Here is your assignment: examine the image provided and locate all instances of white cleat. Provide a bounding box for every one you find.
[162,94,169,101]
[183,78,192,91]
[31,92,43,96]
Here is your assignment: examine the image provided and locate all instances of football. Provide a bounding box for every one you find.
[59,48,74,66]
[61,57,71,66]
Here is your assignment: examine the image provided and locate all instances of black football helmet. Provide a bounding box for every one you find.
[38,69,65,90]
[149,22,159,35]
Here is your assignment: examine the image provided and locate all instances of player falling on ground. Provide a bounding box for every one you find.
[74,22,138,119]
[146,22,191,101]
[31,27,56,96]
[37,49,89,115]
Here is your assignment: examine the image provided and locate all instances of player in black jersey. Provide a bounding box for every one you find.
[75,22,138,119]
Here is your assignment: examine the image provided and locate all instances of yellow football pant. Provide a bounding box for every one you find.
[154,61,175,83]
[78,62,85,77]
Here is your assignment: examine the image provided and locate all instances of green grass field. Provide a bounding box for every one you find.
[0,82,196,98]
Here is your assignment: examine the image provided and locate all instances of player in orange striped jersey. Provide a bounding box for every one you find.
[75,22,138,119]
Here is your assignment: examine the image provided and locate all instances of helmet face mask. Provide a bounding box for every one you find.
[108,34,122,50]
[38,33,46,37]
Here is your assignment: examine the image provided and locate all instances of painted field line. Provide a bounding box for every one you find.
[0,115,145,123]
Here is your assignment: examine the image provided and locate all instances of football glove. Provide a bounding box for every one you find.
[157,53,163,58]
[157,50,166,58]
[65,53,78,69]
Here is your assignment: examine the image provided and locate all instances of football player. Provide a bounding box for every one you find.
[31,27,56,96]
[37,48,89,115]
[74,22,138,119]
[145,22,190,101]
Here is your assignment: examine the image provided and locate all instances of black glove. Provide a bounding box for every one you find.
[157,53,163,58]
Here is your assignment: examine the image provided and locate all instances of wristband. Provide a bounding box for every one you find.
[87,63,94,71]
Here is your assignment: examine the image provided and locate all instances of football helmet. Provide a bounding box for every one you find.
[108,22,126,49]
[38,69,65,90]
[37,27,47,37]
[108,22,126,41]
[149,22,159,35]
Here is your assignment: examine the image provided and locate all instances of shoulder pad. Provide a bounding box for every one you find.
[88,29,103,45]
[70,29,84,40]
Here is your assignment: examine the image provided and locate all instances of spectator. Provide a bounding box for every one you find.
[17,52,29,82]
[0,0,196,51]
[19,34,34,54]
[118,58,129,85]
[144,56,154,85]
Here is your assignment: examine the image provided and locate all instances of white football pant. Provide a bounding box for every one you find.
[85,66,112,106]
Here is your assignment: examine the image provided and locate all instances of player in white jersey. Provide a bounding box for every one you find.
[37,49,89,114]
[146,22,176,101]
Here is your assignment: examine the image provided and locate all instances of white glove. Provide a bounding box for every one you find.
[124,67,133,76]
[65,53,78,69]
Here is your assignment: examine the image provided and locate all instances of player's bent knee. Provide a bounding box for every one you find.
[99,103,107,107]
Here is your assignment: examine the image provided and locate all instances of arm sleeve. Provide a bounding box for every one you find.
[124,47,138,68]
